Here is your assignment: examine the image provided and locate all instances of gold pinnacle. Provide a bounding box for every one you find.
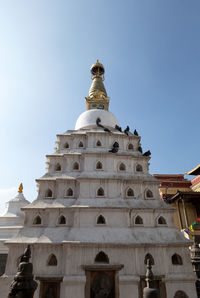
[18,183,23,193]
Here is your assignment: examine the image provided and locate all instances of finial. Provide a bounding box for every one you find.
[85,61,109,111]
[18,183,23,193]
[143,259,159,298]
[90,60,105,79]
[145,259,154,288]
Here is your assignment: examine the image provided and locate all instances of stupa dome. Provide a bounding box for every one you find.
[75,109,119,130]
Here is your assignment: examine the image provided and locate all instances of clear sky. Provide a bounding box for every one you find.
[0,0,200,213]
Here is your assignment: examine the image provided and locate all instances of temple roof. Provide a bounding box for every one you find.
[185,164,200,175]
[166,190,200,204]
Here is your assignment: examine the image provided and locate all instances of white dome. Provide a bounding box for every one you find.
[75,109,119,130]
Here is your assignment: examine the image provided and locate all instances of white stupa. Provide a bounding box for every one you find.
[0,184,29,276]
[0,61,196,298]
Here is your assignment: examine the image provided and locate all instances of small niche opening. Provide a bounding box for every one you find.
[128,143,134,150]
[73,162,79,170]
[79,141,84,148]
[96,161,103,170]
[97,187,104,197]
[136,164,143,172]
[45,189,52,198]
[144,253,154,265]
[158,216,167,225]
[135,216,143,225]
[55,163,61,171]
[119,163,126,171]
[58,215,66,225]
[66,188,73,197]
[33,215,41,225]
[146,189,153,198]
[96,140,102,147]
[172,254,183,265]
[127,188,134,197]
[97,215,106,224]
[95,251,109,264]
[47,254,57,266]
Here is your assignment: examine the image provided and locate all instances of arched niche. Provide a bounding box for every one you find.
[94,251,109,264]
[172,253,183,265]
[66,188,73,197]
[33,215,41,225]
[96,140,102,147]
[136,164,143,172]
[45,188,53,198]
[73,162,79,170]
[126,188,134,197]
[97,215,106,224]
[128,143,134,150]
[174,291,189,298]
[135,215,143,225]
[97,187,104,197]
[96,161,103,170]
[146,189,153,198]
[78,141,84,148]
[158,216,167,225]
[119,162,126,171]
[47,254,57,266]
[64,142,69,148]
[54,163,61,171]
[144,253,154,265]
[58,215,66,225]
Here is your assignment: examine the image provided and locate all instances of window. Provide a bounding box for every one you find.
[64,142,69,149]
[79,141,84,148]
[47,254,57,266]
[135,216,143,225]
[136,164,143,172]
[45,189,53,198]
[119,163,126,171]
[55,163,61,171]
[66,188,73,197]
[128,143,134,150]
[95,251,109,263]
[174,291,188,298]
[172,254,183,265]
[33,215,41,225]
[158,216,167,225]
[96,161,103,170]
[58,215,66,225]
[144,253,154,265]
[146,189,153,198]
[97,187,104,197]
[96,140,102,147]
[0,254,8,276]
[73,162,79,170]
[97,215,106,224]
[127,188,134,197]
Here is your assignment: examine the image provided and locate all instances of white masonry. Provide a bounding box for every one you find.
[0,61,196,298]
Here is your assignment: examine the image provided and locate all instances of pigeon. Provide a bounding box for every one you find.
[115,125,122,132]
[143,150,151,157]
[104,127,111,133]
[109,142,119,153]
[134,129,138,136]
[124,126,130,136]
[96,118,111,133]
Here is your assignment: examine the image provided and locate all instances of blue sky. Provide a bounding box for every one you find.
[0,0,200,212]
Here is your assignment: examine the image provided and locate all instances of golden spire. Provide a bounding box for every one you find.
[85,60,110,111]
[18,183,23,193]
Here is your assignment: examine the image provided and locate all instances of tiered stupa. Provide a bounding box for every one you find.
[0,184,29,276]
[1,62,196,298]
